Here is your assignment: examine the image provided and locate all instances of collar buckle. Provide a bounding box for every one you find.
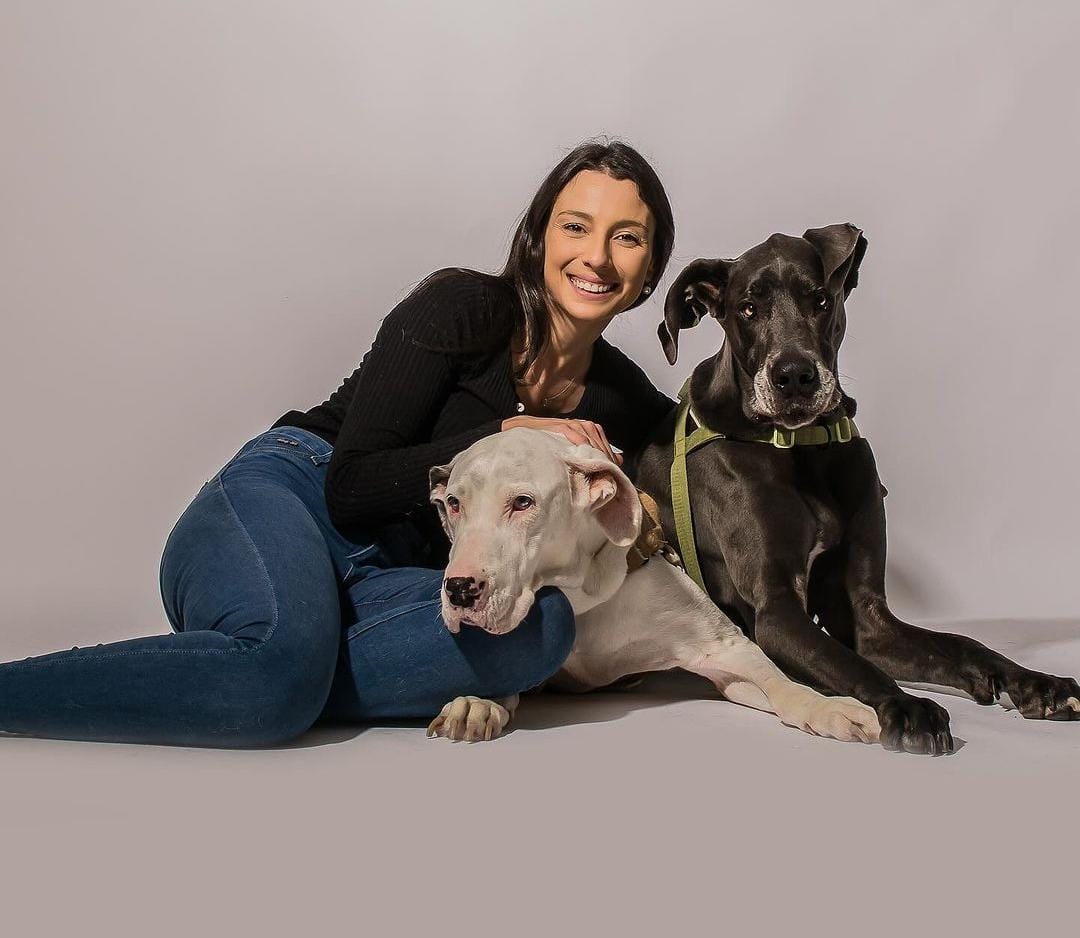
[829,417,854,443]
[770,428,796,449]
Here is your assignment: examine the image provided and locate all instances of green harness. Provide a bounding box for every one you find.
[669,378,861,592]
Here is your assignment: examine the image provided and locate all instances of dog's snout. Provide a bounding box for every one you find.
[769,355,819,398]
[444,576,486,609]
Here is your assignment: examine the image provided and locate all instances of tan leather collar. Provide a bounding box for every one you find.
[626,490,682,573]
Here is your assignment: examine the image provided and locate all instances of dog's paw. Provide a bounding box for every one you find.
[810,696,881,744]
[785,694,881,744]
[426,696,511,742]
[877,695,954,755]
[993,670,1080,720]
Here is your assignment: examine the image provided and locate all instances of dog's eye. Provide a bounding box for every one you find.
[511,495,534,511]
[814,291,829,310]
[739,302,756,319]
[446,495,461,513]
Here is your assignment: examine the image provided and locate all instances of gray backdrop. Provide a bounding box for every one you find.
[2,0,1078,657]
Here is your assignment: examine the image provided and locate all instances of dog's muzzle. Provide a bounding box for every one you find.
[444,575,487,609]
[769,353,820,400]
[752,352,839,427]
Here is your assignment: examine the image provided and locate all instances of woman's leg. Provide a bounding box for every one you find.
[320,565,576,721]
[0,433,344,747]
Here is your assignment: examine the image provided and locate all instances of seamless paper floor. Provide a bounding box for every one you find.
[1,617,1077,936]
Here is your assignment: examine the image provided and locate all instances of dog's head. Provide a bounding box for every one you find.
[429,428,640,636]
[660,223,867,430]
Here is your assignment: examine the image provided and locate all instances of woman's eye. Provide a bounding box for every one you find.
[512,495,534,511]
[563,223,586,234]
[740,302,756,319]
[616,233,642,246]
[446,495,460,513]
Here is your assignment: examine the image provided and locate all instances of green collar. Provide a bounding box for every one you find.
[669,378,860,591]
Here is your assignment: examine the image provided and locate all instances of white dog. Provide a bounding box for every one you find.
[426,427,881,745]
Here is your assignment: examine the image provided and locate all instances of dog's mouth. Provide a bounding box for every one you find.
[440,587,534,636]
[767,396,841,430]
[441,597,517,636]
[750,363,841,429]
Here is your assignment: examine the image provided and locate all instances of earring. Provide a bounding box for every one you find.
[643,285,652,295]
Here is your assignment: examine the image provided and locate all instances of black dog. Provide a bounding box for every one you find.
[634,224,1080,755]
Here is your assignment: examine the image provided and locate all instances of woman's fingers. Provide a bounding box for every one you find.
[502,416,621,465]
[559,427,592,448]
[573,420,620,465]
[590,421,622,465]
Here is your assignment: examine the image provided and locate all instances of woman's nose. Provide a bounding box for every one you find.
[582,234,612,270]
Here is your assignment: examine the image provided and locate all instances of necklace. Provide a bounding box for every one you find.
[513,368,582,412]
[536,377,579,410]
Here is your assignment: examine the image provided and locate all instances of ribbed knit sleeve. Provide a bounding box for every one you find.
[323,272,506,531]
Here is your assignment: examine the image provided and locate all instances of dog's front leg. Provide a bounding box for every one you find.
[574,560,879,743]
[751,590,954,755]
[686,637,880,744]
[835,458,1080,721]
[854,597,1080,721]
[426,694,520,742]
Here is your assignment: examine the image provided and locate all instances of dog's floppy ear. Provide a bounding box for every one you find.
[802,223,868,298]
[429,461,455,540]
[564,450,642,548]
[659,258,730,365]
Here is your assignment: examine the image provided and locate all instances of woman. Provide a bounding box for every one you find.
[0,139,677,747]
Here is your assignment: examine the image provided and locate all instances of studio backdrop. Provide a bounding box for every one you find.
[2,0,1077,655]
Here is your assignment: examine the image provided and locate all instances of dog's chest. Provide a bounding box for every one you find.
[794,492,843,603]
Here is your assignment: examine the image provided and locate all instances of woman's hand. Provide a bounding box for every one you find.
[500,415,623,465]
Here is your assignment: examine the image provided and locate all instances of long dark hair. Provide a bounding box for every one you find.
[409,139,675,378]
[499,138,676,379]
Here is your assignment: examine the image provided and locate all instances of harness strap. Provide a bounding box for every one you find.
[670,397,706,591]
[669,378,861,593]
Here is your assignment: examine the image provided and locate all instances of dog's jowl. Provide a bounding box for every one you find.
[635,223,1080,756]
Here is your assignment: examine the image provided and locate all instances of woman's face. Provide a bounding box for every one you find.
[542,169,655,328]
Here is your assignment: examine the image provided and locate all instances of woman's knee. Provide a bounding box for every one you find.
[517,586,576,688]
[213,645,337,747]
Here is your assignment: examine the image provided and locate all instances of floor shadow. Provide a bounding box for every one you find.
[513,670,731,732]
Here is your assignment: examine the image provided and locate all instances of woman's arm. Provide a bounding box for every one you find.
[325,274,504,531]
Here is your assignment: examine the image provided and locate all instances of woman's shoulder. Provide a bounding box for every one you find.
[384,267,517,351]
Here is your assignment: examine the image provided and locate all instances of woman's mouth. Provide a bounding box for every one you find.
[568,273,618,298]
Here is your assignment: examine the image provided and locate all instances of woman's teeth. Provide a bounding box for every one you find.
[569,274,616,294]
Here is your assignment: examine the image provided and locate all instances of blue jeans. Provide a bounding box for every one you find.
[0,427,575,747]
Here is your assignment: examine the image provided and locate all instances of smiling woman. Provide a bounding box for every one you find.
[0,138,679,748]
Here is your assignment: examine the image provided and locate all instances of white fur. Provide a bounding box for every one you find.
[426,429,881,746]
[750,352,840,429]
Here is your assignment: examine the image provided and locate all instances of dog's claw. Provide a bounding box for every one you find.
[427,696,511,742]
[877,695,954,755]
[998,671,1080,721]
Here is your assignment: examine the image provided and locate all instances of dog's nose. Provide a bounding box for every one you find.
[770,355,819,398]
[444,576,486,608]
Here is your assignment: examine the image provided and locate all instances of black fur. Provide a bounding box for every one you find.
[635,224,1080,755]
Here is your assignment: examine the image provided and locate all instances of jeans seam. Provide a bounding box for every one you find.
[347,598,441,640]
[214,471,280,645]
[1,647,240,670]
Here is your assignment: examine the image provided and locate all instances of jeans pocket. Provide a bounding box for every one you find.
[253,428,334,466]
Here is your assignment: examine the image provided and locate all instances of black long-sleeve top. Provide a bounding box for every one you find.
[270,268,676,566]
